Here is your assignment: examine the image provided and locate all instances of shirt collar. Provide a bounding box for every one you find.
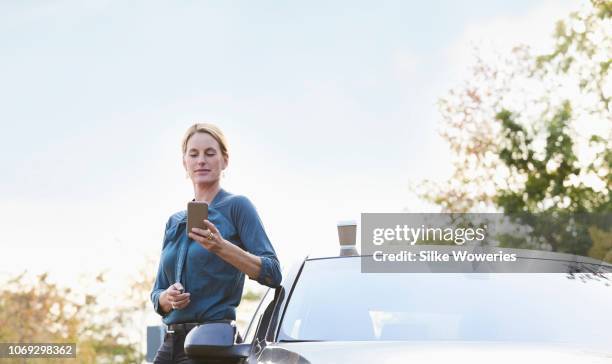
[190,187,226,208]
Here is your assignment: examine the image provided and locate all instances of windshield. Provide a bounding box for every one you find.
[279,257,612,351]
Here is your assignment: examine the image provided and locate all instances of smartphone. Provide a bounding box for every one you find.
[187,201,208,235]
[174,282,184,294]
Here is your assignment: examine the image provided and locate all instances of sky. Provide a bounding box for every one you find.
[0,0,582,309]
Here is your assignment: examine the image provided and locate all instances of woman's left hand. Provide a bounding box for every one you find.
[189,220,227,253]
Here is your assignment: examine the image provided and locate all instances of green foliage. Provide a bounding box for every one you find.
[535,0,611,111]
[494,102,609,255]
[421,0,611,258]
[588,226,612,263]
[0,272,146,364]
[496,102,588,213]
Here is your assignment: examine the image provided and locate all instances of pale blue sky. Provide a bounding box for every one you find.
[0,0,578,301]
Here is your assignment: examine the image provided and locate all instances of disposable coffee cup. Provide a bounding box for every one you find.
[337,220,357,246]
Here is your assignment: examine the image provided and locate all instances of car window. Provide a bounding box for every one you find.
[278,257,612,351]
[243,288,272,343]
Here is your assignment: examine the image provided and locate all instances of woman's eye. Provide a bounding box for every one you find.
[206,152,216,156]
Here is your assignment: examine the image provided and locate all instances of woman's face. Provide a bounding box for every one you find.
[183,132,227,186]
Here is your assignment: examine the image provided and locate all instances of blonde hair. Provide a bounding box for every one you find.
[181,123,229,161]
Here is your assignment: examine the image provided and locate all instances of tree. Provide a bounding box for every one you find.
[0,271,144,364]
[419,0,611,257]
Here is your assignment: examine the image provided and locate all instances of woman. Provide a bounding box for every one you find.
[151,123,282,363]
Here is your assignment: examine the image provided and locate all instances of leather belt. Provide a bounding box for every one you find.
[166,323,199,335]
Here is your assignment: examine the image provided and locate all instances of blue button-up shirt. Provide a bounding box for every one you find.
[150,189,282,324]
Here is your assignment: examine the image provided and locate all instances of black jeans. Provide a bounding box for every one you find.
[153,332,196,364]
[153,331,242,364]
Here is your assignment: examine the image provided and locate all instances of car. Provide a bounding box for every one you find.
[148,234,612,363]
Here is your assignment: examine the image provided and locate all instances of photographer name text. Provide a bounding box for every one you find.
[372,250,517,262]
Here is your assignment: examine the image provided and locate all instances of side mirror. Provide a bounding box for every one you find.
[184,320,251,360]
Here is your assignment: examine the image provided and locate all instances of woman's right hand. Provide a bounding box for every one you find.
[160,283,190,313]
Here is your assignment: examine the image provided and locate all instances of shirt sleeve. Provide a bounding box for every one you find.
[232,196,282,288]
[150,218,172,317]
